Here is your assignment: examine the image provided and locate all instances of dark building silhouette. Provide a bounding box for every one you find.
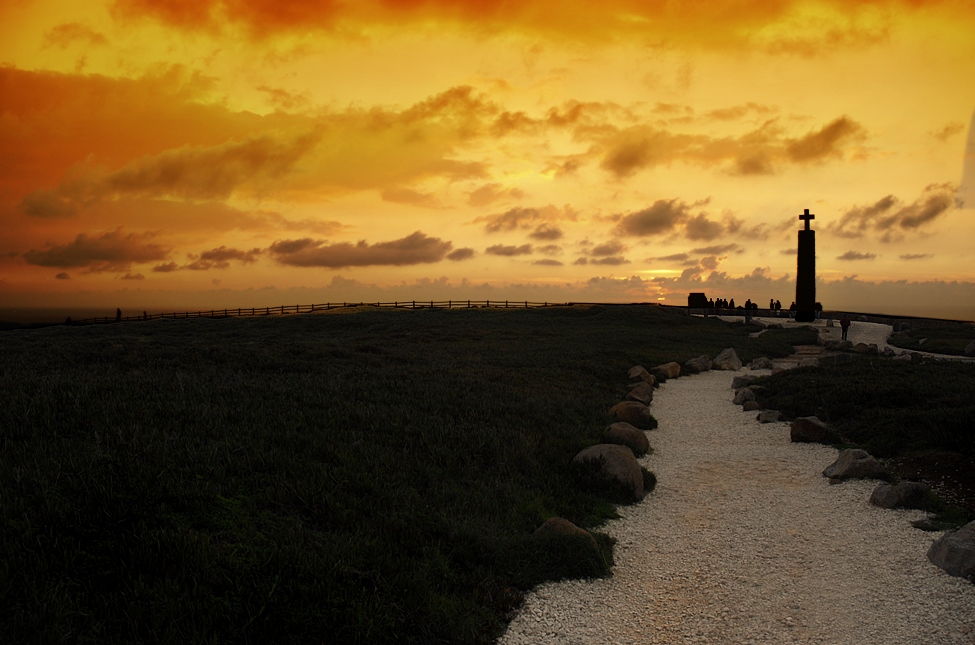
[688,292,708,308]
[795,209,816,323]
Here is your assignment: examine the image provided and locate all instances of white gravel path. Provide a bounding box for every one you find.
[498,368,975,645]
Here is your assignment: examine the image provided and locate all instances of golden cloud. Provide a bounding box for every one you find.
[268,231,453,267]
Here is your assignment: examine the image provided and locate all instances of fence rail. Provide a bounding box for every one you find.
[70,300,590,325]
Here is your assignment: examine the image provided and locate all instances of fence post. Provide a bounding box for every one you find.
[486,299,490,308]
[505,300,508,308]
[412,300,415,309]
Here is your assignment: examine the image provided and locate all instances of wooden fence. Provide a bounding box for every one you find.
[71,300,587,325]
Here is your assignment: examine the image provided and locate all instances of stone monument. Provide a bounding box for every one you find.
[795,208,816,323]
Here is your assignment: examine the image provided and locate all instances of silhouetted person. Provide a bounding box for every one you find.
[729,298,735,309]
[841,314,851,340]
[769,298,774,310]
[745,299,752,309]
[116,308,122,322]
[708,298,714,308]
[143,310,147,319]
[775,300,781,310]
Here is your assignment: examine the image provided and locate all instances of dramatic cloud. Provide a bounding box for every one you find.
[43,22,108,48]
[184,246,262,270]
[837,250,876,260]
[528,224,563,241]
[615,199,690,237]
[684,213,725,241]
[381,187,443,209]
[23,229,169,272]
[485,244,533,256]
[446,248,475,261]
[475,206,567,233]
[829,185,955,240]
[784,117,865,163]
[119,272,145,280]
[268,231,453,268]
[467,183,525,207]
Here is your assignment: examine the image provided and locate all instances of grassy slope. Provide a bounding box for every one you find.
[0,305,812,644]
[886,320,975,356]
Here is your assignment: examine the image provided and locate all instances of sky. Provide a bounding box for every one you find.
[2,0,975,321]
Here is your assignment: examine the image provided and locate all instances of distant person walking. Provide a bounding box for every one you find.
[840,314,851,341]
[116,308,122,322]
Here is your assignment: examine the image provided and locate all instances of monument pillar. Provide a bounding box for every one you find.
[795,208,816,323]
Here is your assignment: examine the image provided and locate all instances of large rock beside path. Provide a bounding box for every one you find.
[927,521,975,582]
[731,374,760,389]
[790,416,836,444]
[603,422,650,457]
[683,355,712,374]
[822,449,887,480]
[533,517,599,551]
[609,401,654,430]
[870,481,933,509]
[713,348,742,371]
[625,382,654,405]
[652,362,681,380]
[732,388,755,405]
[572,444,645,501]
[627,365,656,385]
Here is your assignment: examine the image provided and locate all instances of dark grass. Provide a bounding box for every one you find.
[887,320,975,356]
[751,357,975,525]
[0,305,813,644]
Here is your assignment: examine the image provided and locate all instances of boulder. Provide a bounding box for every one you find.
[891,354,912,362]
[625,382,654,405]
[928,521,975,581]
[609,401,654,430]
[790,416,835,443]
[853,343,872,354]
[652,362,681,380]
[572,444,644,501]
[965,340,975,357]
[732,388,755,405]
[822,449,887,480]
[742,400,761,411]
[869,481,933,509]
[748,357,774,370]
[713,348,742,371]
[731,374,760,389]
[627,365,655,385]
[603,422,650,456]
[683,355,713,374]
[757,410,782,423]
[533,517,598,550]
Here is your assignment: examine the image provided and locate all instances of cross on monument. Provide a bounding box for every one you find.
[799,208,815,231]
[794,207,816,322]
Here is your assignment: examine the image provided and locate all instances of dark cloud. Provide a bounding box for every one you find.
[829,186,954,240]
[837,250,876,261]
[573,257,588,265]
[615,199,690,236]
[43,22,108,48]
[381,187,443,209]
[653,253,690,262]
[119,272,145,280]
[447,247,475,261]
[533,259,563,266]
[528,223,563,241]
[690,243,740,254]
[931,122,964,141]
[899,253,933,260]
[18,190,79,218]
[23,229,169,272]
[467,183,525,207]
[590,239,626,256]
[704,103,775,121]
[537,244,562,256]
[485,244,533,256]
[684,213,724,241]
[55,272,70,280]
[780,248,798,255]
[591,256,629,265]
[475,207,544,232]
[785,117,865,163]
[183,246,262,270]
[269,231,453,268]
[152,262,180,272]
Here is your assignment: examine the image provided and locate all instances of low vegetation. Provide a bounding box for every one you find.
[752,357,975,527]
[886,319,975,356]
[0,305,812,644]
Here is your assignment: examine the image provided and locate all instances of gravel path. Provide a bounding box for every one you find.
[498,369,975,644]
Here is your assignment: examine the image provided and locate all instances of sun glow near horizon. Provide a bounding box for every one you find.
[1,0,974,320]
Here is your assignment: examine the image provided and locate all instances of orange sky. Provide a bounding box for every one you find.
[2,0,975,319]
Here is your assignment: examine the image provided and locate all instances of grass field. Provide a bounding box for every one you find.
[0,305,816,644]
